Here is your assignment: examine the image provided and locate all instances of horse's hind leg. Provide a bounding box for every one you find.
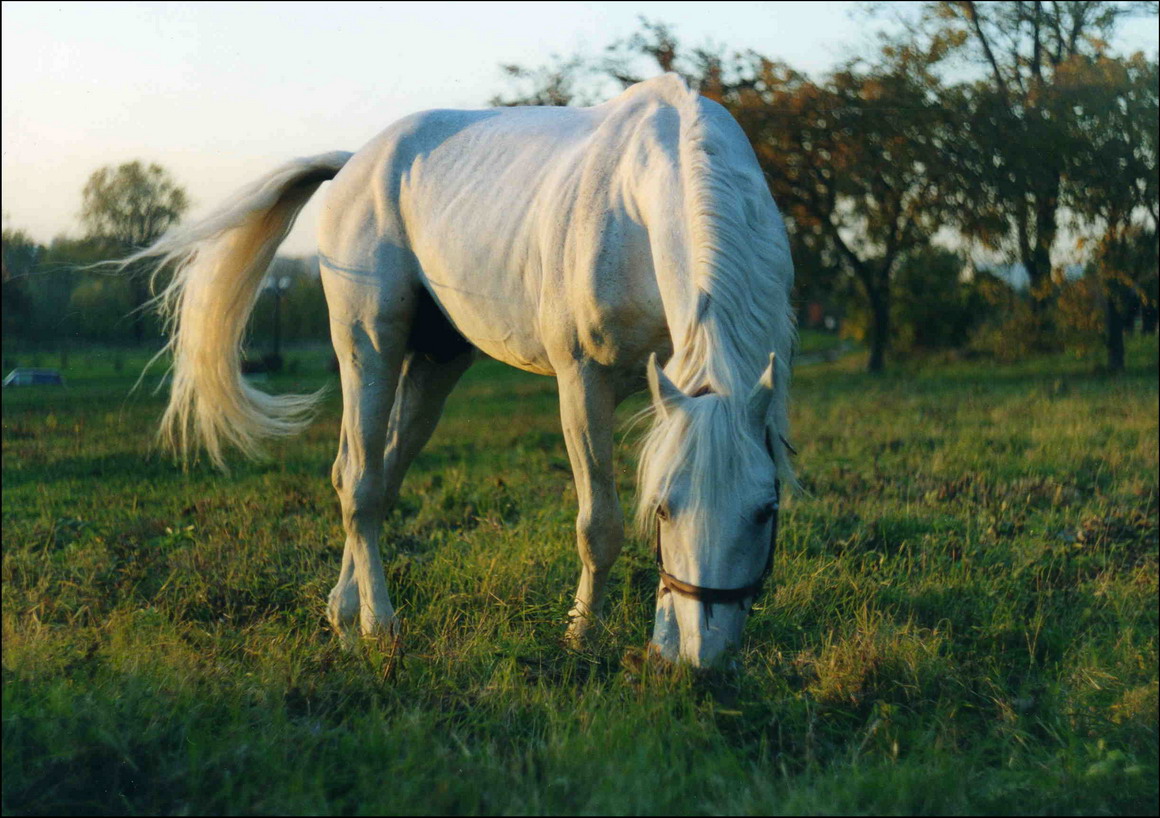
[323,250,416,643]
[382,348,475,507]
[327,326,473,642]
[327,329,406,641]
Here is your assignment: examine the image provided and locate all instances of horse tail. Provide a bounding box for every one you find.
[125,150,354,468]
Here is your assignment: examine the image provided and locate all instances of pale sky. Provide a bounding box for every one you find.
[3,1,1157,255]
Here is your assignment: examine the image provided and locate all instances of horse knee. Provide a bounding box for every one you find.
[328,580,359,628]
[576,505,623,571]
[332,459,385,527]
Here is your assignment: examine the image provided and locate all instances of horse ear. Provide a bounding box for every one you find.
[748,352,776,427]
[647,352,686,418]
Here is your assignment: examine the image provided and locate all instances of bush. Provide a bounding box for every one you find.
[1054,275,1106,359]
[967,273,1108,364]
[840,246,994,357]
[893,247,989,352]
[967,280,1051,362]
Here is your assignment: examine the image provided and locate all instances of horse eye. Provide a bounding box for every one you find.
[754,502,776,524]
[656,503,670,522]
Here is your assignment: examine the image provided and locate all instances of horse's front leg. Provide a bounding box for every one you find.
[556,363,624,646]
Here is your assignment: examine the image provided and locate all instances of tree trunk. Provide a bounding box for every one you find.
[867,285,890,374]
[131,273,148,346]
[1024,184,1059,318]
[1141,303,1158,335]
[1105,284,1125,373]
[1028,240,1053,297]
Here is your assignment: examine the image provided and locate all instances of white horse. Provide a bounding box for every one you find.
[133,74,795,666]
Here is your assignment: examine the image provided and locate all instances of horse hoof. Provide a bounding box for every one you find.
[362,616,400,641]
[329,620,361,649]
[647,640,678,664]
[563,617,595,649]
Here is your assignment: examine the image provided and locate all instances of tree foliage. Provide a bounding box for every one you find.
[1057,51,1159,369]
[81,162,189,251]
[733,47,956,371]
[917,1,1153,295]
[79,161,189,344]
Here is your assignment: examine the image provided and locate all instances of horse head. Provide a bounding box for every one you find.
[639,352,781,667]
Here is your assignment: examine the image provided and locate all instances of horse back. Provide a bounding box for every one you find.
[321,83,691,376]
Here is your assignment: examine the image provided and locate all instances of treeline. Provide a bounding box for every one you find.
[1,161,331,356]
[3,2,1157,373]
[1,230,329,351]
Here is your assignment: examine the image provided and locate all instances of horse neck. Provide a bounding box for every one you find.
[637,177,725,395]
[646,201,766,400]
[635,90,791,400]
[635,85,798,501]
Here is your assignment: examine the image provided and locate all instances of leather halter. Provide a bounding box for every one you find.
[655,479,780,610]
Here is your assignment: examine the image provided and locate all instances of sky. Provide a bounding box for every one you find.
[3,1,1158,255]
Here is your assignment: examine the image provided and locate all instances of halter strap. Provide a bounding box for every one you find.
[655,479,779,608]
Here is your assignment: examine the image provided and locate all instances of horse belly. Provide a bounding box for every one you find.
[415,230,666,380]
[398,192,550,372]
[425,268,555,375]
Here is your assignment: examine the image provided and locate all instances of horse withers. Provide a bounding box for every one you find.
[131,73,796,667]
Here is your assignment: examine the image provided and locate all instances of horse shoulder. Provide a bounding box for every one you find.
[556,106,682,370]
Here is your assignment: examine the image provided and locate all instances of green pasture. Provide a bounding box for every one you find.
[3,338,1158,815]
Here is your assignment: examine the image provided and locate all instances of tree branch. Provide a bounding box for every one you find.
[964,1,1011,104]
[1031,0,1045,84]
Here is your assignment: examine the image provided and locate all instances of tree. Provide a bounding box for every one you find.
[733,48,956,372]
[915,1,1151,303]
[80,161,188,345]
[2,228,43,340]
[1059,53,1159,370]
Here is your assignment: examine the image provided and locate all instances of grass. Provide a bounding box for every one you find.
[2,336,1157,815]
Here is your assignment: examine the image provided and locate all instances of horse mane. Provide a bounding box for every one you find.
[634,75,797,535]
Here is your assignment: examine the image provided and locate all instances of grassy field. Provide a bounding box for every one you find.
[3,338,1158,815]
